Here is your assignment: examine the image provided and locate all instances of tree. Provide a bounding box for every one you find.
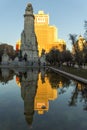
[62,50,73,66]
[69,34,84,66]
[69,34,77,53]
[69,34,77,45]
[84,20,87,41]
[0,44,16,62]
[46,48,61,65]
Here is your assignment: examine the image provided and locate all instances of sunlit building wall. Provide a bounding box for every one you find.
[78,35,86,51]
[16,10,66,55]
[35,11,66,55]
[16,40,21,51]
[50,40,66,52]
[72,35,86,54]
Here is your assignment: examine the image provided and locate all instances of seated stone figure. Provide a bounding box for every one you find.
[1,49,9,65]
[25,3,33,12]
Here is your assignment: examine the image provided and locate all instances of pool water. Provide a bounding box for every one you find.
[0,68,87,130]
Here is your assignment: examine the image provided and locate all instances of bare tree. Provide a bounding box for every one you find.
[69,34,77,51]
[84,20,87,41]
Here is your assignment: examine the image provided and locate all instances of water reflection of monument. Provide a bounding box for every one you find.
[1,67,87,127]
[16,69,58,116]
[18,69,38,126]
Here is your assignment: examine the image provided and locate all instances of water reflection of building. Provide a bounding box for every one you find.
[16,69,58,115]
[16,76,21,87]
[34,69,57,114]
[76,82,87,91]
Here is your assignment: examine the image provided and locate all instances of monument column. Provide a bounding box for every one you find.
[21,3,38,64]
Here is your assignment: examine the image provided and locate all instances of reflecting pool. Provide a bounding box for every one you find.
[0,68,87,130]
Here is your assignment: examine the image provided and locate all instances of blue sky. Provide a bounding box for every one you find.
[0,0,87,50]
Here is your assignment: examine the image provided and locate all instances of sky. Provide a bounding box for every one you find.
[0,0,87,50]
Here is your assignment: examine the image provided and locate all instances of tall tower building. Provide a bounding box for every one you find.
[21,3,38,63]
[35,11,66,55]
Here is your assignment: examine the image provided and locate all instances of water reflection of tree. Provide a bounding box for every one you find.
[69,82,87,111]
[46,69,71,93]
[82,87,87,110]
[40,68,46,84]
[69,85,78,106]
[46,69,87,111]
[0,69,14,84]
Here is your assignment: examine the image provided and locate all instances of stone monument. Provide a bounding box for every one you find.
[21,3,39,65]
[1,49,9,65]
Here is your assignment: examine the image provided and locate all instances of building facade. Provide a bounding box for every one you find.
[35,11,66,55]
[72,35,87,54]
